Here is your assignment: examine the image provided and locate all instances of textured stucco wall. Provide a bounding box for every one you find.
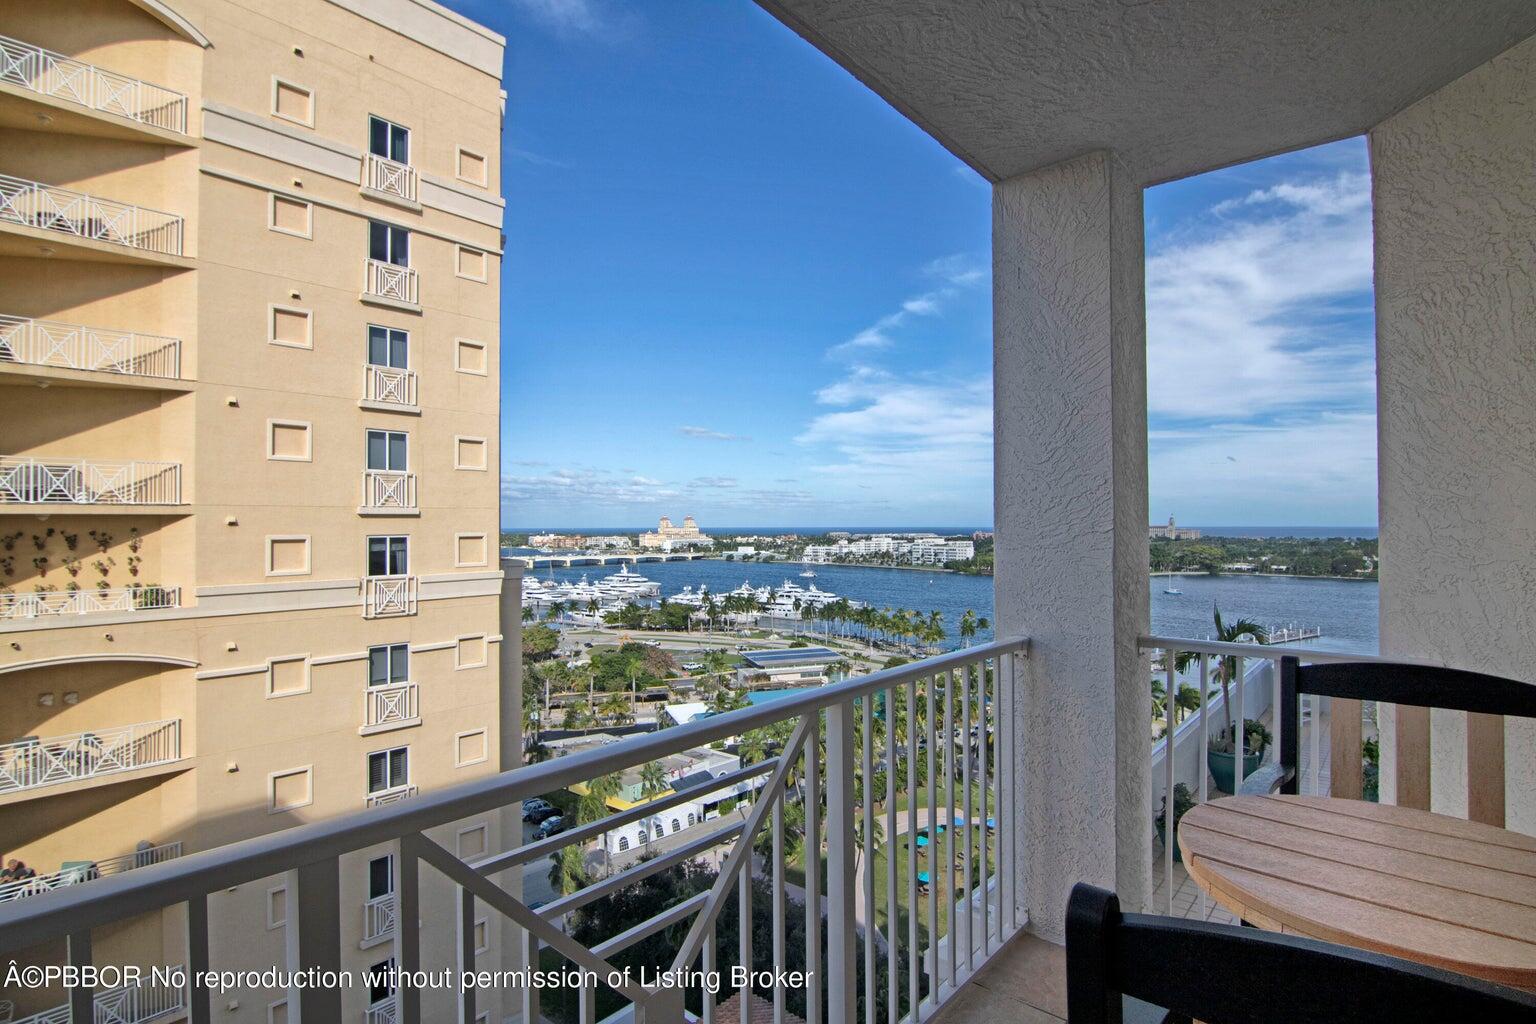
[994,150,1152,938]
[1372,34,1536,834]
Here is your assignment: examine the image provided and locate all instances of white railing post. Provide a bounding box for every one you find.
[824,701,856,1024]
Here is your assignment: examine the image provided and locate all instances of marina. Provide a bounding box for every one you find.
[517,557,1379,655]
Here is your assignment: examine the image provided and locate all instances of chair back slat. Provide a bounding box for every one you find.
[1066,883,1536,1024]
[1275,656,1536,796]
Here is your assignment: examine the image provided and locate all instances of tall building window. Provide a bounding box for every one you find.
[367,325,409,369]
[369,116,410,165]
[368,644,409,687]
[367,536,409,577]
[369,221,410,267]
[366,429,409,472]
[368,854,394,901]
[367,747,409,796]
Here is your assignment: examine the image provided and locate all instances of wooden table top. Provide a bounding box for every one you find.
[1178,794,1536,989]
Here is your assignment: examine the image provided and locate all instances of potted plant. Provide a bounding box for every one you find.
[1209,720,1272,794]
[1203,605,1270,792]
[1154,783,1196,862]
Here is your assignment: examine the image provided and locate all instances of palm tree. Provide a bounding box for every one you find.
[522,605,535,625]
[1210,604,1269,751]
[548,844,587,895]
[562,700,591,733]
[600,690,632,727]
[959,609,978,646]
[639,760,670,799]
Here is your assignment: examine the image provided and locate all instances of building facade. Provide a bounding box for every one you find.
[0,1,515,1021]
[638,514,710,550]
[1149,516,1201,540]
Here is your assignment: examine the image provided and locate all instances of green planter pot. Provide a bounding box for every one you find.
[1154,820,1183,863]
[1208,748,1264,795]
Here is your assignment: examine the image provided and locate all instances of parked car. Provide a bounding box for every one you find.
[535,815,566,839]
[522,798,557,823]
[682,662,703,672]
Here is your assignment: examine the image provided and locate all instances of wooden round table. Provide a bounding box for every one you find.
[1178,794,1536,989]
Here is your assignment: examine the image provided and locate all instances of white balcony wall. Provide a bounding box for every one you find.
[1371,34,1536,835]
[993,149,1151,937]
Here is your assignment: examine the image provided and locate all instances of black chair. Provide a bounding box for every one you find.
[1065,883,1536,1023]
[1259,654,1536,796]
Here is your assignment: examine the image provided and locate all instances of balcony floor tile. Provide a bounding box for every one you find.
[934,930,1066,1024]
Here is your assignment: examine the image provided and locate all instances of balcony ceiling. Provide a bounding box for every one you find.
[754,0,1536,184]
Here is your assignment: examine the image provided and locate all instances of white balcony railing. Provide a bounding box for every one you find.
[0,174,183,255]
[363,892,396,943]
[363,364,417,407]
[0,842,182,904]
[0,457,182,506]
[0,719,181,794]
[9,975,186,1024]
[0,639,1026,1024]
[0,314,181,379]
[363,574,417,619]
[365,996,399,1024]
[1141,635,1426,921]
[0,33,189,134]
[363,153,418,204]
[364,682,418,730]
[361,470,417,513]
[366,785,417,808]
[0,585,180,621]
[364,259,418,306]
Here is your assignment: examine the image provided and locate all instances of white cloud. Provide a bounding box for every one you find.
[1149,412,1377,523]
[678,425,749,442]
[827,253,987,360]
[798,368,993,480]
[501,468,677,507]
[506,0,628,39]
[1147,172,1375,421]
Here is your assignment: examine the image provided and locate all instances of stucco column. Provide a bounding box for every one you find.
[993,149,1152,939]
[1371,34,1536,833]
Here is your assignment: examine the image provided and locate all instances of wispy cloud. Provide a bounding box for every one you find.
[505,0,631,40]
[501,468,678,507]
[678,425,749,442]
[827,254,987,360]
[691,476,738,489]
[798,367,992,480]
[1147,171,1374,422]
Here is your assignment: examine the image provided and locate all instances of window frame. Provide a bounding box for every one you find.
[368,115,411,165]
[366,535,410,578]
[366,745,411,796]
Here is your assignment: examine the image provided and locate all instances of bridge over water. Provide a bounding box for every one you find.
[502,550,713,569]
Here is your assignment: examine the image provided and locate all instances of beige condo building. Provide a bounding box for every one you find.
[0,1,519,1021]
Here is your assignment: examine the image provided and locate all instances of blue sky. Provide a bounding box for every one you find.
[447,0,1378,530]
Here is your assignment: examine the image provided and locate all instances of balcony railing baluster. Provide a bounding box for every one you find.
[0,640,1028,1024]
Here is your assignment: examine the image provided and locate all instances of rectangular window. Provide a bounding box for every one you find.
[369,221,410,267]
[367,536,409,577]
[369,958,395,1004]
[368,643,410,687]
[367,747,409,794]
[366,429,409,472]
[369,116,410,164]
[367,325,409,369]
[269,305,312,349]
[368,854,394,900]
[272,78,313,127]
[269,194,312,238]
[266,886,287,929]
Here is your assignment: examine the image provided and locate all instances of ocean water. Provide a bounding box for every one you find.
[523,559,1379,655]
